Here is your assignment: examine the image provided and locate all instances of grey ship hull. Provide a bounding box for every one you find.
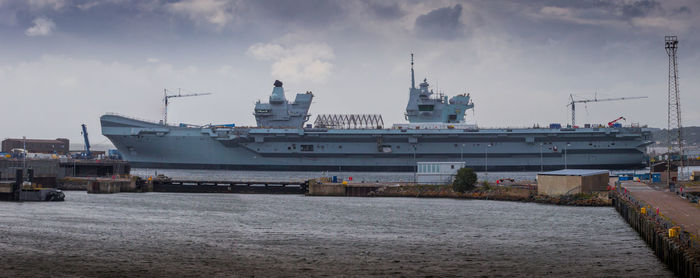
[101,114,652,172]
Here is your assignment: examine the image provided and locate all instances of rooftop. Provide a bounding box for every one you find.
[538,169,609,177]
[3,138,68,144]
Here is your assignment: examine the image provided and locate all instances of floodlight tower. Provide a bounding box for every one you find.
[665,36,683,184]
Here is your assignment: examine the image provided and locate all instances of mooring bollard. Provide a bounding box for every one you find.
[668,226,680,238]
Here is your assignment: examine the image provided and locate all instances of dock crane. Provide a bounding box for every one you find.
[607,116,626,127]
[81,124,91,159]
[567,94,647,126]
[163,89,212,125]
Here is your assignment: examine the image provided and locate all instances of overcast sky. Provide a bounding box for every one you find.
[1,0,699,145]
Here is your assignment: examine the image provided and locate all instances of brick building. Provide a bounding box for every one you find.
[2,138,70,155]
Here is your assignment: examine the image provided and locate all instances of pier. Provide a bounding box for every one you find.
[612,181,700,277]
[151,178,308,194]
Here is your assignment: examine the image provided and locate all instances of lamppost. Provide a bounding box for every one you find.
[412,144,417,182]
[461,143,465,161]
[539,142,544,172]
[564,142,571,169]
[485,143,492,179]
[22,136,26,174]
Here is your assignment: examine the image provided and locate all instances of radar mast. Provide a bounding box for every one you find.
[411,53,415,89]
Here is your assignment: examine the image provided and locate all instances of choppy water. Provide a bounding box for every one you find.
[0,192,672,277]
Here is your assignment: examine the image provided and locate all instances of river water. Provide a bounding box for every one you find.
[0,191,672,277]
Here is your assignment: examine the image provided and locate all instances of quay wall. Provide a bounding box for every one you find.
[307,182,610,206]
[612,190,699,277]
[0,159,129,182]
[307,181,346,196]
[152,184,302,194]
[78,176,146,193]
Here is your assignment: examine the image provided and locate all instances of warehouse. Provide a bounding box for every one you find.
[537,169,609,196]
[2,138,70,155]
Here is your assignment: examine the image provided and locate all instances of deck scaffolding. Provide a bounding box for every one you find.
[313,114,384,129]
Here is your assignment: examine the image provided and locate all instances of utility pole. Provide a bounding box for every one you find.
[539,143,543,172]
[22,136,26,175]
[564,143,570,169]
[665,36,683,185]
[412,144,417,182]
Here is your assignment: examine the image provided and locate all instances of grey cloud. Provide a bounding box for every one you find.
[526,0,663,20]
[365,1,405,20]
[247,0,346,27]
[674,6,691,15]
[414,4,464,40]
[621,0,661,18]
[532,0,615,10]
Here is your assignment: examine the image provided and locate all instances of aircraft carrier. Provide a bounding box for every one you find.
[101,58,653,172]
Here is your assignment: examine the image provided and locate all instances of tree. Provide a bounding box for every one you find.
[452,167,478,193]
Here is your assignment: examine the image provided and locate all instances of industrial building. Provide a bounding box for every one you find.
[2,138,70,155]
[416,162,465,184]
[537,169,609,196]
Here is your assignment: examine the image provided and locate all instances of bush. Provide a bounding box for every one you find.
[452,167,478,193]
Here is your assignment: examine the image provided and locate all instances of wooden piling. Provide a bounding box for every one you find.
[611,191,699,277]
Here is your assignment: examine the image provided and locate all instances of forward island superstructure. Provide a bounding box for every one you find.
[101,57,652,171]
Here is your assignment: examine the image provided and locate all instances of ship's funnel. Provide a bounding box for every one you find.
[270,80,285,104]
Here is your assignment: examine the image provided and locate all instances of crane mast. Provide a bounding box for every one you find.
[81,124,91,158]
[163,89,212,125]
[567,94,647,126]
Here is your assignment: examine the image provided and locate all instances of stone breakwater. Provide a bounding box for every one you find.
[314,184,612,206]
[611,190,700,277]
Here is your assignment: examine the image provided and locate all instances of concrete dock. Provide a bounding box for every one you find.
[0,158,130,188]
[307,180,392,197]
[614,181,700,277]
[623,182,699,237]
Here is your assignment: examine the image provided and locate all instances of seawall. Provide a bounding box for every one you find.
[307,182,610,206]
[611,190,700,277]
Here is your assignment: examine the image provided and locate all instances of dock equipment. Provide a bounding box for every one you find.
[81,124,91,159]
[567,94,646,126]
[163,89,212,125]
[607,116,626,127]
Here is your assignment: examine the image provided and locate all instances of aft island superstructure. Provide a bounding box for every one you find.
[101,57,652,171]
